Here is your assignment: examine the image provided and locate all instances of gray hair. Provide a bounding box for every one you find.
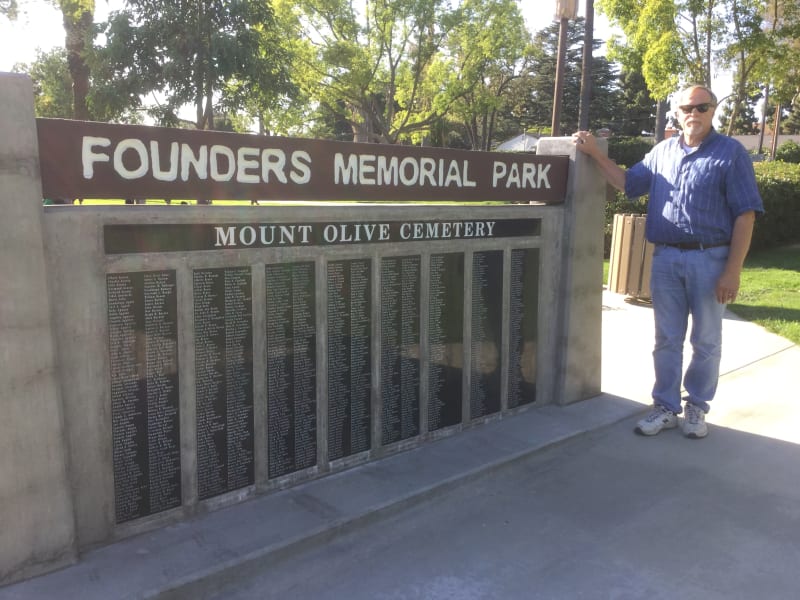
[680,85,718,106]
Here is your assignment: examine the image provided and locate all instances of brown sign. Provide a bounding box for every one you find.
[37,119,568,203]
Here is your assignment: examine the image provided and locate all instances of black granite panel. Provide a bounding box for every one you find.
[266,262,317,478]
[427,253,464,431]
[327,259,372,460]
[508,249,539,408]
[108,271,181,523]
[194,267,254,500]
[470,251,503,419]
[380,256,421,445]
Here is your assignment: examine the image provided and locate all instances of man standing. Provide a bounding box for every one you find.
[574,85,763,439]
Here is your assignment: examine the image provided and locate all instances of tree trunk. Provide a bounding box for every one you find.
[770,103,781,160]
[61,1,94,120]
[654,100,668,142]
[757,86,769,155]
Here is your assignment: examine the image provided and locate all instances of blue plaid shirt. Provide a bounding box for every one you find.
[625,130,764,245]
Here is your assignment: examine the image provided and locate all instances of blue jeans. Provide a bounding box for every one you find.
[650,245,729,414]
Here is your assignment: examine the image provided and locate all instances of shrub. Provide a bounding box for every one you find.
[607,136,654,168]
[774,140,800,164]
[603,160,800,256]
[751,161,800,250]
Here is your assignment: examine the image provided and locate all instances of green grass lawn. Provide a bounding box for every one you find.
[733,244,800,345]
[604,244,800,345]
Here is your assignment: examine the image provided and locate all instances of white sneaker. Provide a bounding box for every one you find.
[682,403,708,439]
[634,405,678,436]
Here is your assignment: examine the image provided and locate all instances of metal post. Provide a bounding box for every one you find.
[551,0,578,137]
[578,0,594,131]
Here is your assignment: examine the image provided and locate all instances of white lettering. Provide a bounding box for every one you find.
[181,144,208,181]
[82,136,111,179]
[290,151,312,184]
[262,149,288,183]
[505,163,521,188]
[151,141,179,181]
[492,162,507,187]
[359,155,376,184]
[239,226,256,246]
[237,147,260,183]
[537,164,551,188]
[214,226,237,247]
[420,158,436,186]
[400,223,412,239]
[523,163,536,188]
[334,153,358,185]
[399,157,419,185]
[323,224,338,243]
[210,145,235,181]
[377,156,399,185]
[298,225,313,243]
[114,138,148,180]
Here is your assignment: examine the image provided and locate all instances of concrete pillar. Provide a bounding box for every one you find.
[536,137,606,404]
[0,73,76,584]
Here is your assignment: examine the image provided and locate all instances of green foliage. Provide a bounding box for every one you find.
[751,161,800,250]
[504,18,624,136]
[607,136,654,167]
[97,0,292,129]
[774,140,800,163]
[14,49,73,118]
[614,68,656,136]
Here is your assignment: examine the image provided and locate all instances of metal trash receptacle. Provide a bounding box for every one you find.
[608,213,654,301]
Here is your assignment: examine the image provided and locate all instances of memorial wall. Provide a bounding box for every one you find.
[95,215,548,526]
[0,78,605,583]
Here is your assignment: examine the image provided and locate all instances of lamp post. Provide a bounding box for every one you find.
[551,0,578,136]
[578,0,594,131]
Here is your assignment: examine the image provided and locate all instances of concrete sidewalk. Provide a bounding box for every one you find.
[2,291,797,599]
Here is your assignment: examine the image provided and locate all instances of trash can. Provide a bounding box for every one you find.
[608,213,654,301]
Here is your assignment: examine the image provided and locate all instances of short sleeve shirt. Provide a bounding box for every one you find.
[625,130,764,245]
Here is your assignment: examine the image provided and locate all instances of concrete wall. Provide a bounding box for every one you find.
[0,75,77,583]
[0,72,605,585]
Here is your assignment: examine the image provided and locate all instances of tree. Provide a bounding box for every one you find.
[12,49,73,118]
[277,0,463,143]
[615,67,656,135]
[598,0,740,139]
[501,19,622,136]
[60,0,95,120]
[99,0,293,130]
[2,0,94,119]
[717,89,761,133]
[443,0,530,150]
[719,0,769,136]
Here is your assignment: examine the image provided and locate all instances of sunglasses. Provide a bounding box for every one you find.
[678,103,714,114]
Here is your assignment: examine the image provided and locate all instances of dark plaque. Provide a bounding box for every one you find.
[470,251,503,419]
[194,267,254,500]
[380,256,421,445]
[427,253,464,431]
[327,259,372,460]
[108,271,181,523]
[266,262,317,478]
[508,249,539,408]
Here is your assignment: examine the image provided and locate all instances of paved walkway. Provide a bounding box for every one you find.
[2,291,797,599]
